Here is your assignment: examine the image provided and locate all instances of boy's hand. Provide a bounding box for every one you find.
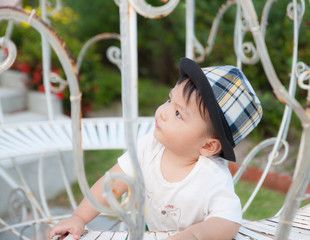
[49,214,86,240]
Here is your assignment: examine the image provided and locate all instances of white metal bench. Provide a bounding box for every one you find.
[0,117,154,159]
[56,203,310,240]
[236,203,310,240]
[58,231,176,240]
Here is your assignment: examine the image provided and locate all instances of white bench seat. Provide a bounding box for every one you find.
[58,204,310,240]
[0,117,154,160]
[58,231,175,240]
[235,204,310,240]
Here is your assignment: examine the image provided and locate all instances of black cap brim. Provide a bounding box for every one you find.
[179,58,236,162]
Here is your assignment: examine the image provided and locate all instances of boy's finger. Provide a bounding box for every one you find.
[49,233,68,240]
[49,226,69,239]
[49,234,61,240]
[69,227,83,239]
[49,229,57,239]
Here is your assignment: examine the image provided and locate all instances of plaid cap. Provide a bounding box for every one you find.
[179,58,262,162]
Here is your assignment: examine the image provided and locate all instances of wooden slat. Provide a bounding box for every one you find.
[82,231,102,240]
[154,232,171,240]
[243,220,310,239]
[85,121,100,147]
[4,128,34,148]
[0,135,23,152]
[18,127,48,148]
[52,124,72,147]
[41,125,64,148]
[111,231,128,240]
[96,231,115,240]
[241,204,310,239]
[97,120,109,147]
[57,231,175,240]
[108,121,118,146]
[137,121,153,138]
[117,122,125,147]
[32,125,55,145]
[63,122,73,141]
[268,217,310,231]
[143,232,155,240]
[81,124,91,147]
[62,231,101,240]
[237,226,273,240]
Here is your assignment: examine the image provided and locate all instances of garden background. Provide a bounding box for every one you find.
[6,0,310,142]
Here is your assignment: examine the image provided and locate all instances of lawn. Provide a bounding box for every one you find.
[66,149,296,221]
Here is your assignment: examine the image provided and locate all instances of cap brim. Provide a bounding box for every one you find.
[179,58,236,162]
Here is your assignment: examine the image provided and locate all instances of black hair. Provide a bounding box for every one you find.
[176,77,218,138]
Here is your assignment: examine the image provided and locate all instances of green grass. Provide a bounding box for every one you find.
[235,181,310,221]
[235,181,286,220]
[70,149,121,203]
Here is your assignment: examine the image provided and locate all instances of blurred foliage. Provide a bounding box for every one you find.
[60,0,309,139]
[138,78,170,115]
[1,0,309,139]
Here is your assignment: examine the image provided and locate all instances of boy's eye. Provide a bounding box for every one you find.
[167,96,171,103]
[176,110,182,119]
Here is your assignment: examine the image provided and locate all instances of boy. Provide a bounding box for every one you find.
[49,57,262,240]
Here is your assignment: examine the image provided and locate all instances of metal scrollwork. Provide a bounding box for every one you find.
[107,46,122,71]
[286,0,305,22]
[102,172,137,227]
[195,0,236,63]
[0,37,17,73]
[296,62,310,91]
[49,72,68,93]
[76,33,121,73]
[234,0,278,65]
[233,137,289,213]
[235,8,259,65]
[45,0,62,17]
[129,0,179,19]
[8,188,30,223]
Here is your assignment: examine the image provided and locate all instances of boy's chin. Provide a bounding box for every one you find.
[153,130,162,143]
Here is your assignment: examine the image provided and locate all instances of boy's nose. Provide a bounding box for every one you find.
[158,104,168,121]
[160,110,167,121]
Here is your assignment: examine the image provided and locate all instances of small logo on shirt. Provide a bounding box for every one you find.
[159,204,181,223]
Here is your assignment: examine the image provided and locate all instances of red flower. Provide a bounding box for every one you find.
[17,62,31,74]
[51,69,59,74]
[32,71,42,84]
[55,92,64,99]
[38,85,45,92]
[82,105,91,112]
[35,64,42,71]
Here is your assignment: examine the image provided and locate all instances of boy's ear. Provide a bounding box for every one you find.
[200,138,222,157]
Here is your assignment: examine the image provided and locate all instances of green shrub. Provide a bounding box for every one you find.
[138,79,170,116]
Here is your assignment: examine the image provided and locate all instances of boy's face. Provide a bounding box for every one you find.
[154,80,211,159]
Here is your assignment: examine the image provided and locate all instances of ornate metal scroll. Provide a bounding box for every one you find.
[238,0,310,239]
[76,33,121,72]
[232,0,305,217]
[0,6,81,239]
[130,0,179,19]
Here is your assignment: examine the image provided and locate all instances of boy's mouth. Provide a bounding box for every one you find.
[155,119,160,129]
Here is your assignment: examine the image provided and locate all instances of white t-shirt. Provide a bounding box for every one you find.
[118,133,242,231]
